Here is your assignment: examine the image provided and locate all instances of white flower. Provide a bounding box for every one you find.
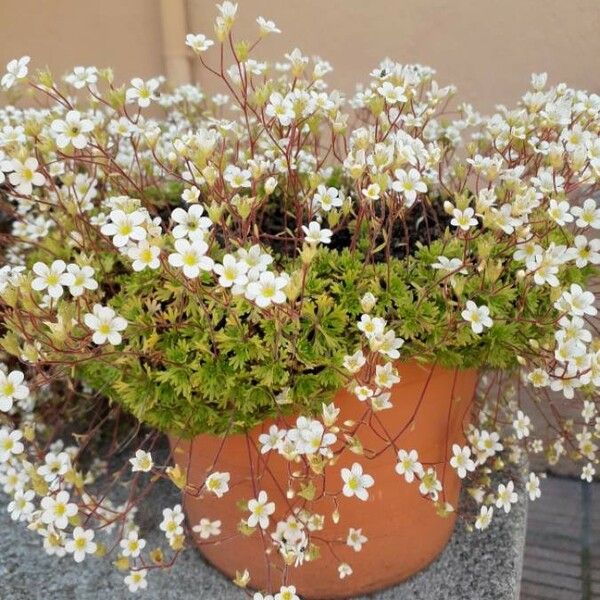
[37,451,71,483]
[205,471,230,497]
[171,205,212,240]
[313,185,343,212]
[525,473,541,501]
[168,238,214,278]
[247,490,276,529]
[375,362,401,388]
[245,271,289,308]
[372,329,404,359]
[40,490,78,529]
[338,563,353,579]
[461,300,493,334]
[1,56,29,89]
[476,430,503,460]
[65,527,97,562]
[357,314,386,339]
[377,81,407,104]
[395,449,423,483]
[302,221,332,245]
[432,256,467,274]
[275,586,299,600]
[101,209,147,248]
[362,183,381,200]
[581,462,595,483]
[181,186,200,204]
[257,16,281,35]
[346,527,367,552]
[548,199,574,226]
[129,449,153,473]
[258,424,285,454]
[224,165,252,189]
[571,198,600,229]
[124,569,148,593]
[513,410,531,439]
[341,462,374,501]
[128,240,161,271]
[237,244,273,278]
[6,157,45,195]
[31,260,69,299]
[159,504,184,539]
[8,488,35,522]
[266,92,295,126]
[495,481,518,513]
[418,468,442,500]
[0,370,29,413]
[451,207,478,231]
[569,235,600,268]
[450,444,476,479]
[392,168,427,206]
[51,110,94,150]
[342,350,366,373]
[120,530,146,558]
[360,292,377,312]
[65,66,97,89]
[0,428,24,462]
[214,254,249,288]
[62,264,98,297]
[192,518,222,539]
[83,304,128,346]
[475,505,493,531]
[185,33,214,53]
[556,284,597,317]
[126,77,159,108]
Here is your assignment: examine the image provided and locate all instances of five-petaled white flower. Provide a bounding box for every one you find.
[451,207,478,231]
[192,518,222,539]
[556,283,597,317]
[313,185,343,212]
[171,205,212,241]
[8,488,35,522]
[40,490,78,530]
[205,471,230,497]
[377,81,407,104]
[5,157,45,195]
[275,586,299,600]
[245,271,289,308]
[185,33,214,53]
[341,462,374,501]
[31,260,69,299]
[84,304,128,346]
[461,300,493,334]
[525,473,541,501]
[126,77,159,108]
[475,505,494,531]
[128,240,161,271]
[256,16,281,36]
[0,428,24,462]
[302,221,332,245]
[1,56,30,89]
[392,168,427,206]
[120,530,146,558]
[65,527,97,562]
[129,449,154,473]
[0,370,29,413]
[346,527,368,552]
[495,480,518,513]
[581,462,595,483]
[168,238,214,278]
[214,254,249,288]
[159,504,185,539]
[124,569,148,593]
[62,264,98,297]
[513,410,531,439]
[450,444,476,479]
[247,490,276,529]
[100,209,147,248]
[395,449,424,483]
[224,165,252,189]
[51,110,94,150]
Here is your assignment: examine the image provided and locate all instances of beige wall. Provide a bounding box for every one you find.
[1,0,600,112]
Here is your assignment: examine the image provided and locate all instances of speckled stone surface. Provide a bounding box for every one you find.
[0,464,527,600]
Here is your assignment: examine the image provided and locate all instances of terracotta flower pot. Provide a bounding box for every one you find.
[170,361,478,599]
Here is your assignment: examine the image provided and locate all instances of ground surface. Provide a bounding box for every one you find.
[0,464,527,600]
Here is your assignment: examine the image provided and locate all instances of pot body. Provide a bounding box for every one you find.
[170,361,477,599]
